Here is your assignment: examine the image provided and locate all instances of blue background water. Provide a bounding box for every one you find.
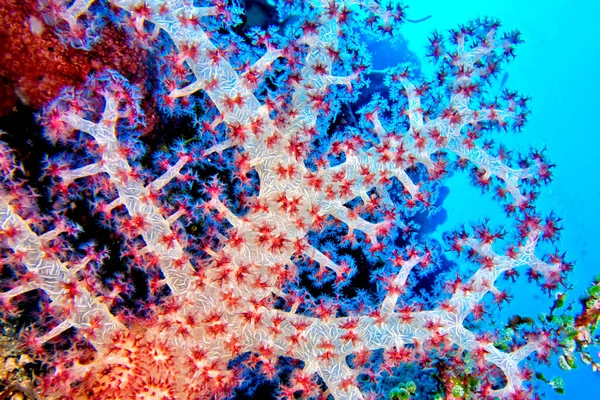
[385,0,600,398]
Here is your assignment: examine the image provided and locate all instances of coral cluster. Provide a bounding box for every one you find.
[0,0,576,399]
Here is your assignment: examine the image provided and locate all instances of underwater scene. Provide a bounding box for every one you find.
[0,0,598,399]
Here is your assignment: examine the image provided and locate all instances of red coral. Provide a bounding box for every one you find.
[0,0,154,125]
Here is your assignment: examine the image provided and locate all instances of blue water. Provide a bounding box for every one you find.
[391,1,600,398]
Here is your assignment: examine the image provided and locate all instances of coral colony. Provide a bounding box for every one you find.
[0,0,580,399]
